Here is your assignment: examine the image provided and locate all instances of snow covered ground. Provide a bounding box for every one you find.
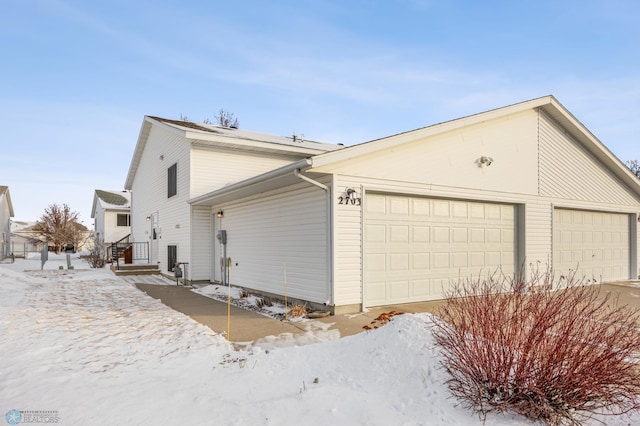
[1,254,638,425]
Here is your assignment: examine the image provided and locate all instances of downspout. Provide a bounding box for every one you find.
[294,168,334,309]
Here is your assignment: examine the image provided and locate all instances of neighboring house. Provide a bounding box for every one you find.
[10,221,46,258]
[185,96,640,314]
[124,117,343,277]
[91,189,131,246]
[0,186,15,258]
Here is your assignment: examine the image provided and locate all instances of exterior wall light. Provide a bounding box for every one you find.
[216,210,224,219]
[480,156,494,166]
[145,216,151,221]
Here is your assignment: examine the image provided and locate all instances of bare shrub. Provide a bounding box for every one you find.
[86,237,107,268]
[432,266,640,425]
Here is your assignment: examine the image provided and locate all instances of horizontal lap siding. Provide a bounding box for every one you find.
[525,201,553,271]
[333,178,363,306]
[130,126,191,270]
[539,111,639,205]
[222,184,328,303]
[190,206,212,281]
[190,147,295,197]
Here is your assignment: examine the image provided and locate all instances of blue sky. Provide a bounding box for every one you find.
[1,0,639,224]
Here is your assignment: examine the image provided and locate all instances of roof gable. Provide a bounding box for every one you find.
[308,95,640,197]
[91,190,130,218]
[125,116,344,190]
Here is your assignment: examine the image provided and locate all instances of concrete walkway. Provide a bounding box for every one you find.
[136,280,640,347]
[135,284,443,346]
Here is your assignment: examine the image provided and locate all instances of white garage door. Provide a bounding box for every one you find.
[553,209,630,283]
[364,193,517,307]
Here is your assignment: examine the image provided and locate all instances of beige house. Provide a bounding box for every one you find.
[188,96,640,313]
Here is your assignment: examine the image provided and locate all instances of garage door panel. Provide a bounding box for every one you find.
[432,252,450,268]
[366,224,386,242]
[389,280,410,299]
[470,252,486,266]
[452,252,468,267]
[390,225,409,242]
[390,198,410,215]
[452,227,468,242]
[470,228,485,243]
[413,279,430,297]
[412,226,430,242]
[389,254,409,271]
[553,209,630,283]
[364,194,517,306]
[367,281,387,301]
[365,254,386,271]
[411,253,429,269]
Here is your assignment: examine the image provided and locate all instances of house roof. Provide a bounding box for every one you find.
[0,186,15,217]
[124,116,344,190]
[188,95,640,206]
[91,190,131,218]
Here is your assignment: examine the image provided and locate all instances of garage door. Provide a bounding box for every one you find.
[553,209,630,283]
[363,193,517,307]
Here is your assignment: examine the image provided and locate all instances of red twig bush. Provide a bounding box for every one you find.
[432,267,640,425]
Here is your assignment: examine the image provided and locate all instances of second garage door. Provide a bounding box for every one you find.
[363,193,517,306]
[553,209,630,283]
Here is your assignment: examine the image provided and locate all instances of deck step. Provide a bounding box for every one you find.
[110,263,161,276]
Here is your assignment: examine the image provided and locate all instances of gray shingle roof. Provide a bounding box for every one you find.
[95,190,129,206]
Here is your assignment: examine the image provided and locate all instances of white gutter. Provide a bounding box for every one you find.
[293,168,334,309]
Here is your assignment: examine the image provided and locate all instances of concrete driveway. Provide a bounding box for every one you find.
[136,280,640,347]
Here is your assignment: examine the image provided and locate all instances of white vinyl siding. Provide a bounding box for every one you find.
[219,184,328,303]
[332,179,363,306]
[524,201,553,270]
[363,193,517,306]
[190,146,296,198]
[539,111,639,205]
[553,208,631,283]
[190,206,212,281]
[101,210,131,243]
[130,125,191,269]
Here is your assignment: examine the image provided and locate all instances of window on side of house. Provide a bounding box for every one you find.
[167,245,177,272]
[117,214,130,227]
[168,163,177,198]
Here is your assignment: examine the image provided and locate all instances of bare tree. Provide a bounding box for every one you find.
[213,109,239,128]
[33,204,86,254]
[626,160,640,179]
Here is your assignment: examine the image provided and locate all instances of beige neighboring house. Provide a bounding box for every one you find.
[0,186,15,258]
[125,96,640,314]
[10,221,46,258]
[91,190,131,248]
